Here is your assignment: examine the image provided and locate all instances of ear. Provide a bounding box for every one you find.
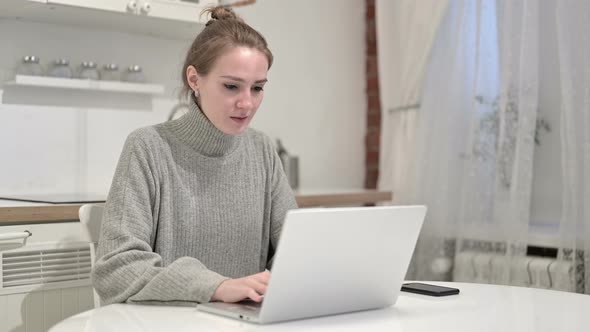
[186,65,200,92]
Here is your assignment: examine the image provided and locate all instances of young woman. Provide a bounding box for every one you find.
[92,6,297,305]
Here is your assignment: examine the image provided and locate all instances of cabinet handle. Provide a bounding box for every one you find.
[127,1,138,12]
[141,2,152,14]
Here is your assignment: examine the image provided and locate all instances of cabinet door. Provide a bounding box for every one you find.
[139,0,218,23]
[47,0,137,14]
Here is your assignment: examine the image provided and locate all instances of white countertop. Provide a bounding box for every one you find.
[0,200,48,207]
[0,189,376,207]
[1,190,393,224]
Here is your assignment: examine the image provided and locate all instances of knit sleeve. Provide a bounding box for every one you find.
[267,146,298,269]
[92,130,228,305]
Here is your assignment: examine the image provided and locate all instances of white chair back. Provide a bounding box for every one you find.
[79,203,105,308]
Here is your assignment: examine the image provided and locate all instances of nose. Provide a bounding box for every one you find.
[236,90,253,109]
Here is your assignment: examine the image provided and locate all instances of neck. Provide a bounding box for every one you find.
[167,101,240,157]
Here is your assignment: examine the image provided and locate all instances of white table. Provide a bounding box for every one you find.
[49,282,590,332]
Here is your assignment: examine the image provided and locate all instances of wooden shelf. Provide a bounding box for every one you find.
[1,75,163,110]
[6,75,164,95]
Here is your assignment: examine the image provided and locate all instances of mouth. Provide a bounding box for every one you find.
[230,115,249,124]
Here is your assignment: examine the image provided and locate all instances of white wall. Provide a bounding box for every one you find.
[0,0,366,197]
[237,1,366,190]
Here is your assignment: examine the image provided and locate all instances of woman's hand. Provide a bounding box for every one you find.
[211,270,270,303]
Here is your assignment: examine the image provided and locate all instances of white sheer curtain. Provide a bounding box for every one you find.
[379,0,589,293]
[376,0,449,203]
[403,0,539,283]
[556,0,590,294]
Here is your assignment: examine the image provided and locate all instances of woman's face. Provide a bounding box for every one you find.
[190,46,269,135]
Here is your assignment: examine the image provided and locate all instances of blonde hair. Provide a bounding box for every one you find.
[181,6,273,101]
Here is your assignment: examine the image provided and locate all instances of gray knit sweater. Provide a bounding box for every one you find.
[92,102,298,305]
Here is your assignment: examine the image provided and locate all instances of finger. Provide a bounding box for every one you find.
[252,270,271,283]
[255,282,268,295]
[246,279,268,295]
[247,289,263,302]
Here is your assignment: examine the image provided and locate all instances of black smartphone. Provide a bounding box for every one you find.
[401,283,460,297]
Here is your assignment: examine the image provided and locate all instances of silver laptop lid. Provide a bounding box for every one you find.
[256,205,426,323]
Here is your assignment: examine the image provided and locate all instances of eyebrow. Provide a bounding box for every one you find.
[220,75,268,84]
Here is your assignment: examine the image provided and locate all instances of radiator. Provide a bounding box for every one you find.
[453,251,575,292]
[0,238,94,332]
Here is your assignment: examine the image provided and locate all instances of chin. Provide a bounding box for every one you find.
[222,126,247,135]
[234,127,248,135]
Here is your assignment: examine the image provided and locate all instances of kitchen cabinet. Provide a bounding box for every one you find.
[45,0,219,23]
[45,0,138,14]
[142,0,219,22]
[0,0,219,39]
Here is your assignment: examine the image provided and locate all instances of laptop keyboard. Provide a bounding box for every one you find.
[238,300,262,311]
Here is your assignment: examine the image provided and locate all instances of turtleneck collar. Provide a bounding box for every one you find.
[166,101,241,157]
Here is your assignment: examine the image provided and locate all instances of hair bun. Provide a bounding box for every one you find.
[204,6,241,26]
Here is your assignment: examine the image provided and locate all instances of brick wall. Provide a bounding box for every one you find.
[365,0,381,189]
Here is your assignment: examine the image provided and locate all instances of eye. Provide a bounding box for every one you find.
[224,84,238,90]
[252,86,264,92]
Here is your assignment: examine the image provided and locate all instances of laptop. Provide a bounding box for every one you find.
[197,205,426,324]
